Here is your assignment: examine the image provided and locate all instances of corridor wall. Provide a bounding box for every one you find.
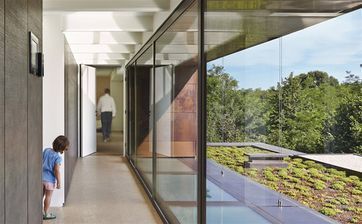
[43,14,79,207]
[43,13,65,207]
[0,0,43,223]
[64,40,79,201]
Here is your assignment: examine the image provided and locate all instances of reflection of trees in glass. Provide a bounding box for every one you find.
[207,65,362,154]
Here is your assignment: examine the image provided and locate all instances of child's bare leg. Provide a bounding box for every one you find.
[44,190,53,214]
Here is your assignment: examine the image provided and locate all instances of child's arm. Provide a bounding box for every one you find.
[54,164,61,189]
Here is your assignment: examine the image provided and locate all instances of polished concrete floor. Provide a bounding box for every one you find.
[43,144,162,223]
[96,131,123,155]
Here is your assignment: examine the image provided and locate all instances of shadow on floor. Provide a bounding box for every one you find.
[43,140,162,223]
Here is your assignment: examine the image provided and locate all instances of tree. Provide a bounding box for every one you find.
[344,71,361,84]
[207,65,244,142]
[331,82,362,154]
[268,71,340,153]
[242,88,270,142]
[206,65,362,154]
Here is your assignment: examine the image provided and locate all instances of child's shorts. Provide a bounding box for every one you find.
[43,182,56,191]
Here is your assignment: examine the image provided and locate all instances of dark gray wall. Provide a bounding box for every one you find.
[0,0,42,223]
[64,41,78,202]
[5,0,28,222]
[0,0,4,222]
[27,0,42,223]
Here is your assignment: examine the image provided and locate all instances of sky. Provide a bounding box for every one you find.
[208,9,362,90]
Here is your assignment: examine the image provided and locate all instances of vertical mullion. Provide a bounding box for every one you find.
[198,0,206,223]
[134,62,137,166]
[126,69,130,157]
[152,42,157,198]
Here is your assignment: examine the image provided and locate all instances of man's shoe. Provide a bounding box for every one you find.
[43,213,56,220]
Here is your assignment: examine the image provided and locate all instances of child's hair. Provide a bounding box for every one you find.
[53,135,69,153]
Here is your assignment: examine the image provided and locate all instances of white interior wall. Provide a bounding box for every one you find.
[43,14,65,207]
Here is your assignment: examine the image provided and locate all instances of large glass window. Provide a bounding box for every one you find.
[205,2,362,224]
[154,2,199,223]
[126,0,362,223]
[126,1,200,223]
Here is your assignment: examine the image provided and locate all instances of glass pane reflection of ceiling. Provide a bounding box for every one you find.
[156,2,199,66]
[205,0,362,61]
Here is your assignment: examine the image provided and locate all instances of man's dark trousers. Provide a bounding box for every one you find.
[101,112,112,139]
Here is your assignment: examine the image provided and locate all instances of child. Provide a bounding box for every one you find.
[42,135,69,220]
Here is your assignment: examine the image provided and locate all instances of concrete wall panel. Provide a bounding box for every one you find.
[0,0,4,222]
[0,0,43,222]
[27,0,43,223]
[4,0,28,222]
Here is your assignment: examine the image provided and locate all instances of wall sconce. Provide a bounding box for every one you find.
[29,32,43,77]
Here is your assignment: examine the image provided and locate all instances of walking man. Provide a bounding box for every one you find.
[97,88,116,142]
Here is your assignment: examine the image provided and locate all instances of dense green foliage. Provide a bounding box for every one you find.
[207,147,362,224]
[207,65,362,154]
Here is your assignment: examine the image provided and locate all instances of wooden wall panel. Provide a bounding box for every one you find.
[27,0,42,223]
[4,0,28,223]
[173,83,196,113]
[0,0,4,222]
[172,67,198,157]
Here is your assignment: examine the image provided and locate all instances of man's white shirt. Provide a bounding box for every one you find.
[97,94,116,117]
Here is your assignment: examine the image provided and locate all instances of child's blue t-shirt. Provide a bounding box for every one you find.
[42,148,62,183]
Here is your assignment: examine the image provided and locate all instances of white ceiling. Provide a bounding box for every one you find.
[44,0,182,66]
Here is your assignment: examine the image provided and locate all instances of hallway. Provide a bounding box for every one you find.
[96,131,123,155]
[44,154,162,224]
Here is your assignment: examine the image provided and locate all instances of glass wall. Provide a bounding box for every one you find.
[126,0,362,223]
[126,1,200,223]
[155,2,199,223]
[205,1,362,224]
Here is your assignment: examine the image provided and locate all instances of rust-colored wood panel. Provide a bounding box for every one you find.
[5,0,28,223]
[172,141,196,157]
[172,112,196,141]
[173,83,196,113]
[137,133,152,157]
[137,142,152,157]
[188,71,198,84]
